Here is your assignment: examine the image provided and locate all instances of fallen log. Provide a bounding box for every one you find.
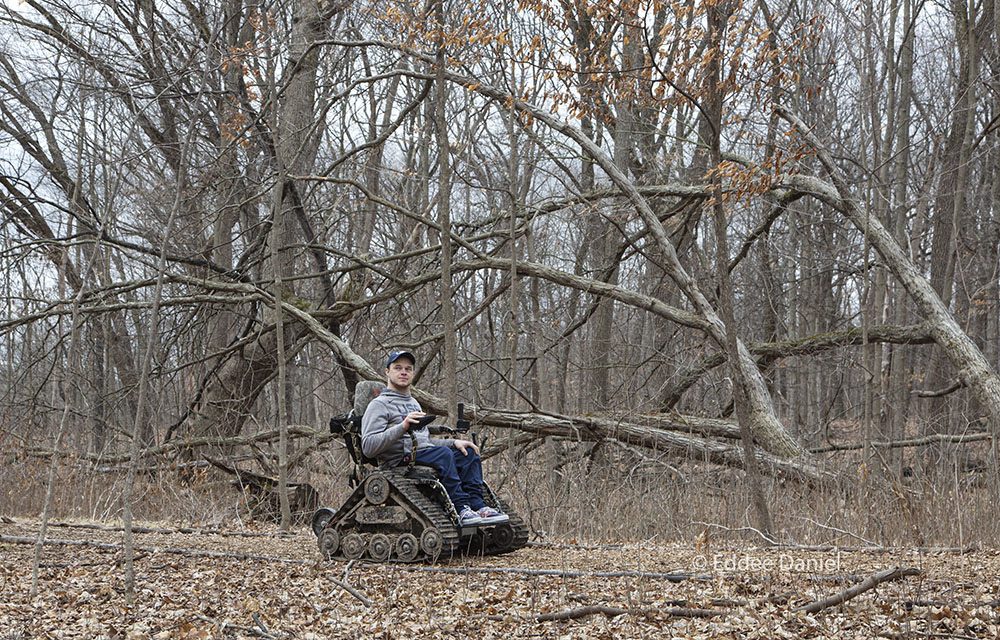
[206,457,319,524]
[40,519,298,538]
[810,432,991,453]
[14,426,333,466]
[537,605,728,621]
[462,408,839,486]
[795,566,921,614]
[479,604,730,622]
[0,534,307,565]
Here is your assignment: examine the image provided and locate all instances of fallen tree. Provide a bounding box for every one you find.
[776,105,1000,443]
[278,297,840,485]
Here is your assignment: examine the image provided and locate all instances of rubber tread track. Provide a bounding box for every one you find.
[390,472,461,558]
[320,471,461,562]
[318,472,528,562]
[489,498,529,555]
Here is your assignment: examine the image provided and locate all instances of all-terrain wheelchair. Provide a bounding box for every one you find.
[311,381,527,562]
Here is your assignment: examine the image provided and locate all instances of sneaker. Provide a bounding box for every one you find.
[477,506,509,524]
[458,505,482,525]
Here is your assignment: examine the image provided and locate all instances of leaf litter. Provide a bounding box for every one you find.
[2,518,1000,638]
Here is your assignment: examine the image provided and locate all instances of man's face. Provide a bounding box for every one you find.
[386,358,415,391]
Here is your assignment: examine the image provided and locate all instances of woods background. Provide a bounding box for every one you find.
[2,0,999,546]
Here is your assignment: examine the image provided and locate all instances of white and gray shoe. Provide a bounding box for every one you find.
[477,506,509,524]
[458,505,483,525]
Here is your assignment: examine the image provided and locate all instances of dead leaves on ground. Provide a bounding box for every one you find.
[2,519,1000,638]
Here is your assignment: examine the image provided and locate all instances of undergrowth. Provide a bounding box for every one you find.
[3,440,998,548]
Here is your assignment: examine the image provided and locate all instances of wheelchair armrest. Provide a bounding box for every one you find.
[428,425,453,435]
[426,403,472,434]
[329,414,362,434]
[428,425,471,436]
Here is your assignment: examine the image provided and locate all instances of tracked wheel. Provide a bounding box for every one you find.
[489,523,515,551]
[420,527,443,557]
[311,507,336,537]
[368,533,391,561]
[315,469,524,562]
[318,528,340,558]
[396,533,419,562]
[364,474,390,505]
[342,533,365,559]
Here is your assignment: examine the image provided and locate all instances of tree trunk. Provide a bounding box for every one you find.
[924,0,982,434]
[435,0,459,424]
[775,115,1000,443]
[706,0,774,538]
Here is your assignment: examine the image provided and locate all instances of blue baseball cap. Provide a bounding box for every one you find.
[385,350,415,368]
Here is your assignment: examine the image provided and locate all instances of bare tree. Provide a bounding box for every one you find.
[5,0,1000,547]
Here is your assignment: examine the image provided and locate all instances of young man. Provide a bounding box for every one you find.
[360,350,508,525]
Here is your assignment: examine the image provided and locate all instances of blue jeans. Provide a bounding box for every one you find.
[413,445,486,511]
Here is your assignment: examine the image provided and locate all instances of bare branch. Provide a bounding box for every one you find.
[795,567,921,614]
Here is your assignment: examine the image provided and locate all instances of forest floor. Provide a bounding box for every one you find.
[2,517,999,639]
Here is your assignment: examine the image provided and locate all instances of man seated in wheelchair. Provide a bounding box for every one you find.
[360,350,508,526]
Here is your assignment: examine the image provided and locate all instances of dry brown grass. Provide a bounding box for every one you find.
[3,441,998,548]
[486,440,1000,547]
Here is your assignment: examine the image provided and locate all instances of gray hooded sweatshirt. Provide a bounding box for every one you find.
[360,388,455,467]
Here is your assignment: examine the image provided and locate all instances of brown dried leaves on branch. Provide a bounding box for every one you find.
[2,518,1000,638]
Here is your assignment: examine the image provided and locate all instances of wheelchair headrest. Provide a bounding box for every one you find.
[353,380,384,417]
